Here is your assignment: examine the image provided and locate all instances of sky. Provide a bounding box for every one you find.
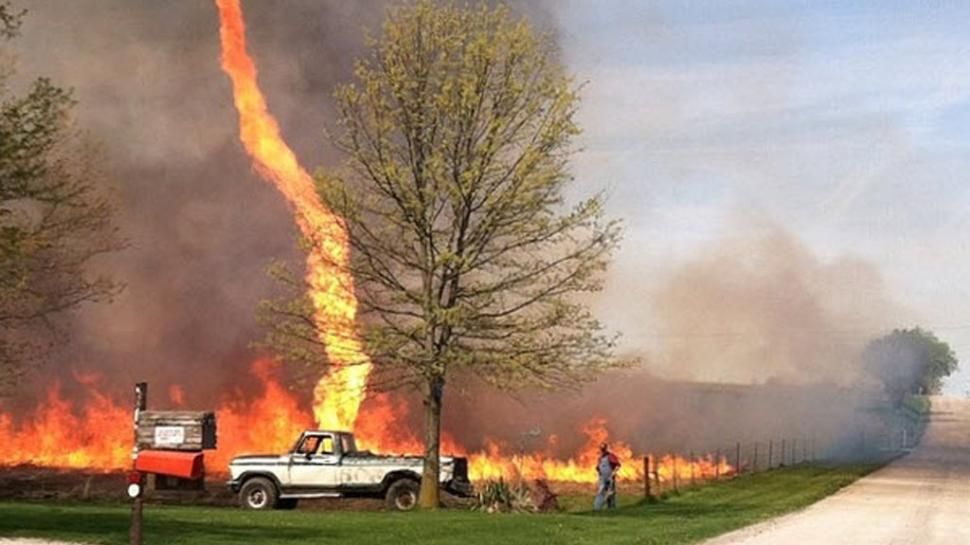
[546,1,970,394]
[8,1,970,398]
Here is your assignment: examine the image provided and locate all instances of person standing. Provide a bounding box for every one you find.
[593,442,621,510]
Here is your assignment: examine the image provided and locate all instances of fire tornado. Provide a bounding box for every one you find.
[215,0,371,431]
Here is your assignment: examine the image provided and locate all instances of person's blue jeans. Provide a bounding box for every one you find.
[593,476,615,510]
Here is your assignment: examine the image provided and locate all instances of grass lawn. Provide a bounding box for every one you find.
[0,463,880,545]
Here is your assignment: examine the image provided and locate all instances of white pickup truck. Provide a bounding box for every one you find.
[227,430,473,511]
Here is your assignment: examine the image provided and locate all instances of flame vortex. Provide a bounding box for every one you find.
[216,0,370,430]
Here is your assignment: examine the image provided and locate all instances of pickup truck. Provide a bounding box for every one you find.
[227,430,473,511]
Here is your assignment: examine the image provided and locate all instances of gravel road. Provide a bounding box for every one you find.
[703,396,970,545]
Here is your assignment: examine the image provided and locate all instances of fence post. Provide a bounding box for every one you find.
[690,450,696,486]
[781,439,786,466]
[653,455,661,494]
[735,442,741,476]
[792,438,797,465]
[753,442,759,473]
[673,456,679,492]
[768,440,773,469]
[644,456,651,499]
[715,449,721,480]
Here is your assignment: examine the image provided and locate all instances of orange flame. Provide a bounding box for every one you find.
[0,382,130,469]
[215,0,370,430]
[0,361,312,472]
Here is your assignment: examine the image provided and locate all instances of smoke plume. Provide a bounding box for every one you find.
[648,225,901,385]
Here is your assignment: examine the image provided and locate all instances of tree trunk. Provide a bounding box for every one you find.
[418,376,444,509]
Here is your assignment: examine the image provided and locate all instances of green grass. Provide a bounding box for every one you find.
[0,464,879,545]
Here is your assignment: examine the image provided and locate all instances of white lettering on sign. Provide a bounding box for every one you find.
[154,426,185,446]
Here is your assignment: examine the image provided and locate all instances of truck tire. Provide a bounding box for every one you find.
[385,478,420,511]
[239,477,279,510]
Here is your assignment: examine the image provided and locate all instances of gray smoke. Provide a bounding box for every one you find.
[647,224,902,385]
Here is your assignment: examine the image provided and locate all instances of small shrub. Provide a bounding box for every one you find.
[473,478,537,513]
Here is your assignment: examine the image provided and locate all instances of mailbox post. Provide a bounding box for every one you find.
[130,383,147,545]
[129,383,217,545]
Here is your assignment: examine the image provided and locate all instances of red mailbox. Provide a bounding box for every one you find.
[134,450,204,480]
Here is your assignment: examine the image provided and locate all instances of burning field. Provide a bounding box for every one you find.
[0,359,732,485]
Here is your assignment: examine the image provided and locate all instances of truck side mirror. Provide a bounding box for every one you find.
[304,452,312,461]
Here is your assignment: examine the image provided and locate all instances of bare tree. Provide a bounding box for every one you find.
[0,3,123,390]
[263,1,623,509]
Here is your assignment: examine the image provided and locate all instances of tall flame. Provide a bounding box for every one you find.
[215,0,370,430]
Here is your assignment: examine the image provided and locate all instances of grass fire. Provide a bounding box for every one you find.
[0,360,734,484]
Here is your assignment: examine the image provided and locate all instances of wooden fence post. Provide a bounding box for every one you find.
[768,440,773,469]
[735,442,741,476]
[715,449,721,480]
[644,456,651,499]
[690,450,696,486]
[673,456,679,492]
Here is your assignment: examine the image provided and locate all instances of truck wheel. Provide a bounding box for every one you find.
[385,478,420,511]
[240,477,278,510]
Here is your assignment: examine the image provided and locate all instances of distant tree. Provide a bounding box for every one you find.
[0,2,123,391]
[863,327,958,405]
[262,1,623,508]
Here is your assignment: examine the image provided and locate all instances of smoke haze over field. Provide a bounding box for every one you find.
[649,224,901,385]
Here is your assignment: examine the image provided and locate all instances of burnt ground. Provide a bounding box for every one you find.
[0,466,233,506]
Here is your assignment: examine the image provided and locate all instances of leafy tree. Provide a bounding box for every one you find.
[863,327,958,405]
[0,2,123,390]
[263,1,623,508]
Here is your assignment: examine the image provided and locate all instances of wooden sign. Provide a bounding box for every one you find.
[136,411,217,451]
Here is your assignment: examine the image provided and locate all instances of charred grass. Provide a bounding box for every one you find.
[0,463,880,545]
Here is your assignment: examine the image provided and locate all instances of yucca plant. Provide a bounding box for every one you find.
[473,478,537,513]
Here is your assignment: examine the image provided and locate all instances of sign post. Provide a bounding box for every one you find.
[130,382,147,545]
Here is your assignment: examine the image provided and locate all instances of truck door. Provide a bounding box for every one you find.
[335,432,383,488]
[288,433,340,488]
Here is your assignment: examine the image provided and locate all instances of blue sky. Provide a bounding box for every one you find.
[549,1,970,392]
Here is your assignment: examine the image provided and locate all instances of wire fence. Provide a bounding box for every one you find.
[640,415,927,499]
[641,436,826,498]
